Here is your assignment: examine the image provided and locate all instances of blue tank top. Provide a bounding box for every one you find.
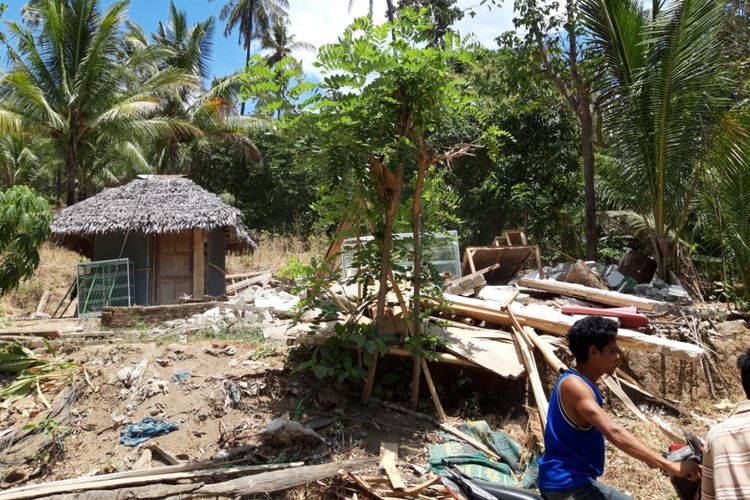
[538,369,605,492]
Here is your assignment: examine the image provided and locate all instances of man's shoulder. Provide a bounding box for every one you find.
[707,408,750,444]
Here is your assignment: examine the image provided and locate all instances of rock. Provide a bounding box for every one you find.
[652,278,668,289]
[714,319,749,337]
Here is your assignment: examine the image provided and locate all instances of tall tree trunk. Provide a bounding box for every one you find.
[169,139,178,174]
[240,5,254,117]
[240,42,251,116]
[580,106,597,261]
[65,140,77,206]
[653,236,675,283]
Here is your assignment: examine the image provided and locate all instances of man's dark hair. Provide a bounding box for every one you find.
[738,348,750,399]
[567,316,618,364]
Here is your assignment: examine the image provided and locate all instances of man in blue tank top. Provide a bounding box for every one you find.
[538,316,700,499]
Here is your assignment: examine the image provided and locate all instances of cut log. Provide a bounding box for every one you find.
[193,458,377,497]
[518,277,669,312]
[442,294,704,361]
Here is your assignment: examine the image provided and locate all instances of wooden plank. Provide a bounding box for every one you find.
[194,458,376,497]
[225,272,272,294]
[0,461,305,500]
[523,327,566,374]
[380,442,405,490]
[518,277,668,312]
[225,270,271,281]
[292,332,481,368]
[0,329,60,339]
[421,359,446,422]
[431,326,526,379]
[441,294,704,361]
[35,290,51,315]
[505,310,548,430]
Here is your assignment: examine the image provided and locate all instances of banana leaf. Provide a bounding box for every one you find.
[0,342,43,374]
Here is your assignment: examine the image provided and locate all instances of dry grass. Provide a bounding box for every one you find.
[0,243,82,318]
[227,233,328,274]
[0,236,329,318]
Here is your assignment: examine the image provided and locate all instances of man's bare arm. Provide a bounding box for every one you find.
[565,378,700,480]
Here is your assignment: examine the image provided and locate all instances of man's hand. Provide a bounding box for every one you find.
[667,460,701,481]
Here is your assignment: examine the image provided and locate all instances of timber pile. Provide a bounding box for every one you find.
[291,234,708,439]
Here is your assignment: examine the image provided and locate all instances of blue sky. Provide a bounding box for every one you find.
[3,0,516,80]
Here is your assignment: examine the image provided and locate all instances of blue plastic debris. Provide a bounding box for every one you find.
[119,417,178,446]
[172,370,191,385]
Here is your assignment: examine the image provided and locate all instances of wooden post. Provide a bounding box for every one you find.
[193,229,205,299]
[421,359,446,421]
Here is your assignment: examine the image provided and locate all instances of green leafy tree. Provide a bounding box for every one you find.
[209,0,289,115]
[0,0,198,205]
[272,10,497,403]
[442,47,583,259]
[506,0,600,260]
[397,0,463,47]
[581,0,734,280]
[0,186,51,295]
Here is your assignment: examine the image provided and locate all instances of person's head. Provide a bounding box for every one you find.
[567,316,620,375]
[738,348,750,399]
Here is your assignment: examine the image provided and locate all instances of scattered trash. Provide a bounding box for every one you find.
[260,415,324,445]
[171,370,191,385]
[204,345,236,357]
[138,377,169,399]
[119,417,179,446]
[223,381,241,409]
[117,359,148,388]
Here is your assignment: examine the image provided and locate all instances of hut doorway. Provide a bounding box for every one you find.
[155,231,193,304]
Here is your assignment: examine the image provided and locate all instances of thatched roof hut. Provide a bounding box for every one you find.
[52,175,256,257]
[51,176,256,307]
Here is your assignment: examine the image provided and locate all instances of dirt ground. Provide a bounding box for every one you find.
[0,315,747,499]
[1,244,750,499]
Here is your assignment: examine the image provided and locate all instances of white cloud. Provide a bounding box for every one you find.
[287,1,516,79]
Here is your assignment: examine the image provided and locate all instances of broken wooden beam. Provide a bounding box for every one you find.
[380,442,405,490]
[0,461,307,500]
[225,272,272,294]
[518,277,669,312]
[0,329,60,339]
[193,458,377,497]
[441,294,704,361]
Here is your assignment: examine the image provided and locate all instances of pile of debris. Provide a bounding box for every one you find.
[535,249,691,303]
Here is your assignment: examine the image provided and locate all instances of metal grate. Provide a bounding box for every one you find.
[77,258,134,317]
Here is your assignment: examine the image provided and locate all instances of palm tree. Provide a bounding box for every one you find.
[140,2,264,173]
[581,0,733,281]
[0,0,198,205]
[209,0,289,115]
[260,20,315,67]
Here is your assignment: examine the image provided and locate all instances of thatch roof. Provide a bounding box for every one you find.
[51,176,257,257]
